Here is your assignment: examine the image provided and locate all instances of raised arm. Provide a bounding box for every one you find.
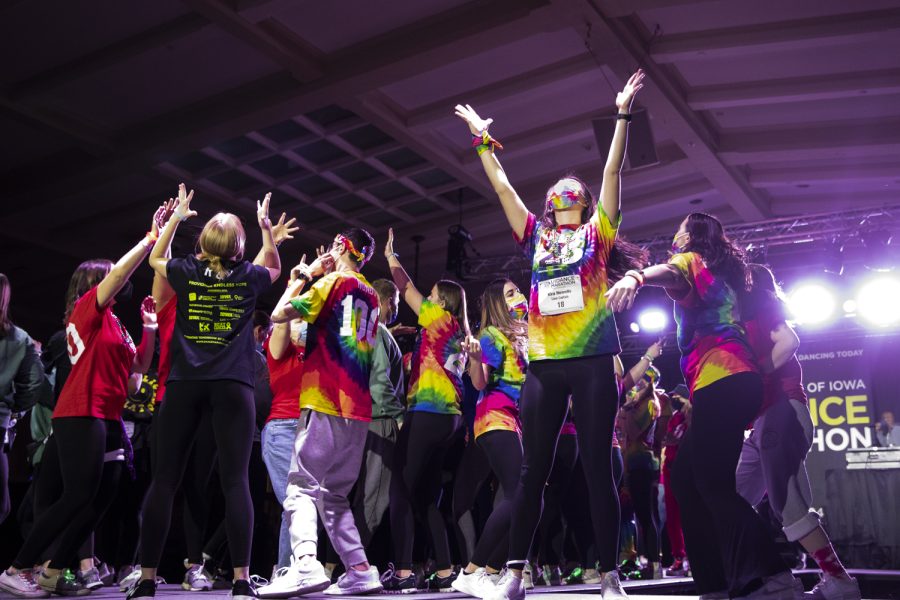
[149,184,197,278]
[622,340,662,391]
[132,296,158,374]
[599,70,645,223]
[96,200,171,308]
[254,193,282,282]
[269,254,306,358]
[384,228,424,315]
[151,200,176,309]
[463,335,490,391]
[254,212,298,267]
[271,252,332,324]
[454,105,529,239]
[605,263,690,313]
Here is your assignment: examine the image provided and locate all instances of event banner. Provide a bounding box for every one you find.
[799,337,878,506]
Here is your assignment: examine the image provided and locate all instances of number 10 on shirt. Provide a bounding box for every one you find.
[339,295,379,343]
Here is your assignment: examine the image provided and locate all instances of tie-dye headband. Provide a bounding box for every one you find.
[337,234,370,265]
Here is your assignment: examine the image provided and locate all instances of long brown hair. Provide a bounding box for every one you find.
[0,273,11,338]
[478,278,527,349]
[64,259,113,323]
[435,279,471,337]
[608,238,649,284]
[681,212,750,294]
[197,213,246,278]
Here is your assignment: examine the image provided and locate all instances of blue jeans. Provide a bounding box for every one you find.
[261,418,299,569]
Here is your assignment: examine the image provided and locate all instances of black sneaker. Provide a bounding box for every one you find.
[125,579,157,599]
[426,571,456,592]
[231,579,258,600]
[37,569,90,597]
[381,569,417,594]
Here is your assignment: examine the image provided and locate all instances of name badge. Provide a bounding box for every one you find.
[538,275,584,315]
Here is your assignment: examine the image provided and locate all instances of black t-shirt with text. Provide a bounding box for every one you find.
[166,255,271,386]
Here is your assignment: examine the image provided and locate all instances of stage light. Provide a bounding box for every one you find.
[638,309,668,332]
[843,299,857,314]
[787,283,836,325]
[857,277,900,327]
[629,322,641,333]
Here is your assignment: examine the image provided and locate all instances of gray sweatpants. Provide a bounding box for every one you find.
[735,398,821,542]
[284,410,369,568]
[351,418,399,547]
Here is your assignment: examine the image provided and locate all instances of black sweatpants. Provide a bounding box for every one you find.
[389,410,461,571]
[671,372,788,597]
[13,417,123,569]
[140,380,255,569]
[507,355,620,572]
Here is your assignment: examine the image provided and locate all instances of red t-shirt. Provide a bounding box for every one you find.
[54,286,136,421]
[743,297,807,416]
[155,298,177,403]
[265,337,303,423]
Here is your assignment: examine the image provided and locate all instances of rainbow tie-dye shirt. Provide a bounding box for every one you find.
[289,271,379,421]
[407,300,464,415]
[667,252,756,394]
[474,326,528,439]
[515,209,621,361]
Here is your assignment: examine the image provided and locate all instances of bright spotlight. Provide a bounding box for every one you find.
[843,299,857,314]
[638,309,668,332]
[629,322,641,333]
[788,284,836,325]
[857,277,900,327]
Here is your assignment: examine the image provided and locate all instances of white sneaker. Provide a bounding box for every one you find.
[256,556,331,599]
[600,570,628,599]
[521,564,534,590]
[452,569,495,598]
[583,568,602,585]
[118,566,142,592]
[324,566,383,595]
[485,570,525,600]
[0,569,50,598]
[803,575,861,600]
[734,572,801,600]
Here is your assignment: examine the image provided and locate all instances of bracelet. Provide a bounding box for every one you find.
[472,130,504,155]
[616,112,632,122]
[642,354,654,363]
[143,232,157,249]
[296,272,311,284]
[142,324,159,331]
[387,252,400,259]
[624,269,644,287]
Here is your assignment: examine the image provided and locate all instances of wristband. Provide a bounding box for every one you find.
[616,112,632,122]
[387,252,400,259]
[472,130,503,155]
[624,269,644,287]
[142,323,159,331]
[642,354,654,363]
[143,231,157,249]
[296,272,312,284]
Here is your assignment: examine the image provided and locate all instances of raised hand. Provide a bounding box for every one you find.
[616,69,645,113]
[384,228,396,258]
[151,198,175,237]
[604,276,639,312]
[140,296,157,327]
[257,192,273,231]
[172,183,197,222]
[646,340,663,360]
[272,212,299,245]
[289,254,309,283]
[454,104,494,137]
[308,252,335,277]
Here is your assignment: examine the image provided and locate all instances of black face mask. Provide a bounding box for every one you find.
[114,280,133,304]
[671,397,685,411]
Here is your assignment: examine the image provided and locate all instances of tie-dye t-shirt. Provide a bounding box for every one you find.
[620,392,660,471]
[289,271,378,421]
[407,299,465,415]
[667,252,756,394]
[474,326,528,438]
[514,208,621,361]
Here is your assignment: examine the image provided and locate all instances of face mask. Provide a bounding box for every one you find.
[506,291,528,320]
[546,182,585,211]
[113,280,133,304]
[672,232,688,254]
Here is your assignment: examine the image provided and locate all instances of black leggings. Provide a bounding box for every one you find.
[389,410,461,571]
[469,430,522,569]
[140,380,255,569]
[14,417,123,569]
[507,355,620,572]
[450,439,491,566]
[150,401,218,565]
[671,372,787,597]
[536,433,578,566]
[626,466,660,562]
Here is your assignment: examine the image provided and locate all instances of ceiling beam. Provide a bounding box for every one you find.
[557,0,769,219]
[0,93,114,151]
[650,9,900,63]
[601,0,723,17]
[688,68,900,110]
[749,161,900,187]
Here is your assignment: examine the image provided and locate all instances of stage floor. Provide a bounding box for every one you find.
[1,571,896,599]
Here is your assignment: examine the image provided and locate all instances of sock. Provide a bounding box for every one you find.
[811,544,849,579]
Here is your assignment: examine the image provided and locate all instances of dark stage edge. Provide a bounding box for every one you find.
[0,571,896,599]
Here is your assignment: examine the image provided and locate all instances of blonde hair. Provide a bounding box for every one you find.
[198,213,245,278]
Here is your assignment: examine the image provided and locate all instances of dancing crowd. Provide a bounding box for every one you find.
[0,70,860,600]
